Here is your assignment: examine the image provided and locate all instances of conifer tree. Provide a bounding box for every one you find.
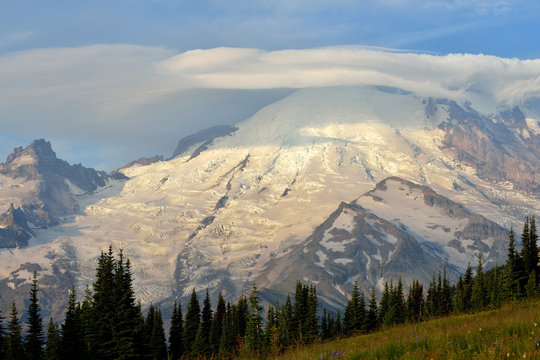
[112,253,143,360]
[6,301,25,360]
[44,319,60,360]
[200,289,213,355]
[379,282,390,324]
[234,296,249,339]
[183,289,200,355]
[0,294,4,360]
[25,270,44,360]
[219,302,235,357]
[277,295,293,349]
[522,217,531,276]
[306,285,319,342]
[505,228,521,299]
[393,277,406,324]
[265,305,279,351]
[150,307,167,360]
[440,269,452,315]
[60,287,84,360]
[366,287,378,332]
[471,254,487,311]
[462,264,473,311]
[168,300,184,360]
[245,284,263,352]
[320,308,328,340]
[191,323,206,358]
[210,292,226,354]
[453,275,465,313]
[406,280,424,322]
[529,216,539,279]
[91,247,116,359]
[525,271,538,298]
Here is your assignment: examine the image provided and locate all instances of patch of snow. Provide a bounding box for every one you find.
[315,250,327,268]
[334,258,353,265]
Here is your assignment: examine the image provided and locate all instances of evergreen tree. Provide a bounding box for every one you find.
[44,319,60,360]
[6,301,25,360]
[91,247,116,360]
[78,284,93,359]
[453,275,465,313]
[292,281,308,342]
[60,287,84,360]
[426,275,438,317]
[0,295,4,360]
[471,254,487,311]
[25,270,44,360]
[265,305,279,352]
[525,271,538,298]
[200,289,213,355]
[366,288,378,332]
[379,282,390,324]
[245,285,263,352]
[190,323,205,358]
[505,228,521,299]
[522,217,531,276]
[277,295,293,349]
[183,289,200,355]
[320,308,328,340]
[407,280,424,322]
[150,307,167,360]
[305,285,319,343]
[168,300,184,360]
[219,302,235,357]
[529,216,539,280]
[234,296,249,340]
[462,264,473,311]
[393,277,406,324]
[112,253,143,360]
[210,292,225,354]
[440,269,452,315]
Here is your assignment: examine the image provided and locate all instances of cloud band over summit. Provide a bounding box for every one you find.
[0,45,539,169]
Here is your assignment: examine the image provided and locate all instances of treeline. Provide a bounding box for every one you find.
[0,217,537,359]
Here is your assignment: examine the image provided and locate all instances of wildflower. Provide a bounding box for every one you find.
[331,350,344,359]
[535,339,540,349]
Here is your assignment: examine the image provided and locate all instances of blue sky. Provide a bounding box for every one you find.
[0,0,539,170]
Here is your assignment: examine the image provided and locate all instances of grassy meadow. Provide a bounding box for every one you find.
[272,298,540,359]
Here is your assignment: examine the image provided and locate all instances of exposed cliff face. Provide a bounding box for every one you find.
[430,99,540,193]
[0,139,112,234]
[0,204,34,248]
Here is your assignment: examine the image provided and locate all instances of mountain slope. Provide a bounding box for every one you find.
[0,86,538,318]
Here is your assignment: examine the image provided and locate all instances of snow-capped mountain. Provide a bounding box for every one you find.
[0,86,539,318]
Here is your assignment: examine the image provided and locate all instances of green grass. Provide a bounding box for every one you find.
[274,298,540,359]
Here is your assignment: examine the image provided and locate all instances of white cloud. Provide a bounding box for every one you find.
[0,31,35,47]
[0,44,539,169]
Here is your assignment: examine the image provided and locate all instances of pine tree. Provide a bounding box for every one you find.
[440,269,452,315]
[25,270,44,360]
[219,302,235,358]
[379,282,390,324]
[245,284,263,352]
[277,295,292,349]
[453,275,465,313]
[183,289,200,355]
[305,285,319,343]
[6,301,25,360]
[393,277,406,324]
[112,253,143,360]
[366,287,378,332]
[0,294,4,360]
[44,319,60,360]
[168,300,184,360]
[529,216,539,280]
[191,323,205,358]
[463,263,473,311]
[471,254,487,311]
[60,286,85,360]
[200,289,213,355]
[522,217,531,276]
[210,292,226,354]
[150,307,167,360]
[320,308,328,340]
[91,247,117,360]
[525,271,538,298]
[505,228,521,299]
[407,280,424,322]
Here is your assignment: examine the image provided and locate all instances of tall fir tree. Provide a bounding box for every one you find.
[6,301,25,360]
[529,216,539,280]
[200,289,213,355]
[191,323,206,358]
[0,294,4,360]
[91,247,116,360]
[210,292,226,354]
[277,295,293,349]
[505,228,521,299]
[245,284,263,353]
[471,254,487,311]
[44,319,60,360]
[522,217,531,276]
[112,252,144,360]
[25,270,44,360]
[168,300,184,360]
[305,285,319,342]
[407,280,424,322]
[183,289,200,355]
[60,286,84,360]
[440,269,452,315]
[366,287,379,332]
[150,307,167,360]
